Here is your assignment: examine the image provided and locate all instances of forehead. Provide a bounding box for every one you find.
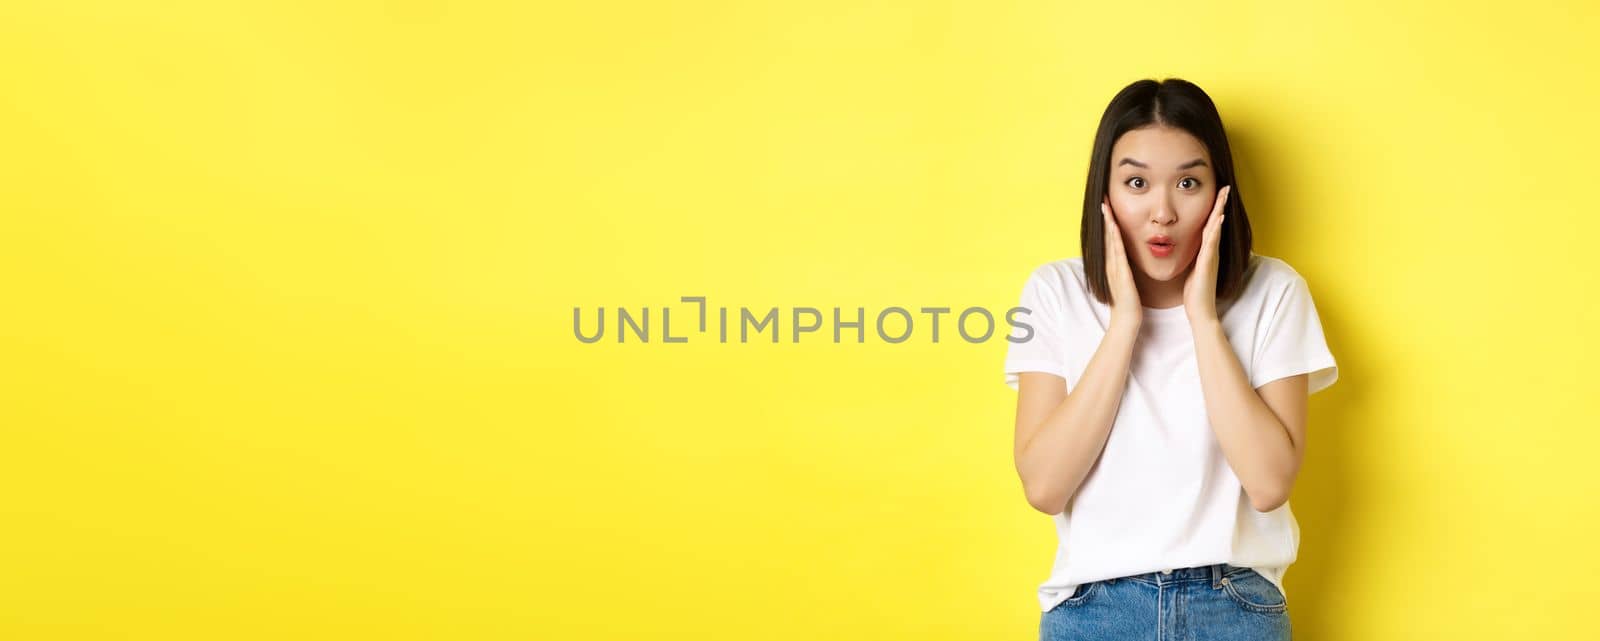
[1110,126,1210,169]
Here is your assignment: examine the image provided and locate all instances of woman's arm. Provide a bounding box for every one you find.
[1013,319,1141,515]
[1190,316,1310,512]
[1179,186,1309,512]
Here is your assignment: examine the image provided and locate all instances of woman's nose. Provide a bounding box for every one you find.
[1150,201,1177,224]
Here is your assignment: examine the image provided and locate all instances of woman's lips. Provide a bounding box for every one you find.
[1147,237,1174,258]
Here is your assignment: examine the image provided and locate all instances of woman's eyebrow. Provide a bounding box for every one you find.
[1116,158,1209,170]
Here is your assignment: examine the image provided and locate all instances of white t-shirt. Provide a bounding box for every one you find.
[1003,253,1337,613]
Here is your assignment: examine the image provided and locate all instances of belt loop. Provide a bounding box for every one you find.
[1211,564,1222,589]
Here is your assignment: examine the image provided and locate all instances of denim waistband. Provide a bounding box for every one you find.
[1113,563,1253,587]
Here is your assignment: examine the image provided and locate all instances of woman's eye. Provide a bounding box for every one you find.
[1180,177,1199,189]
[1126,177,1145,189]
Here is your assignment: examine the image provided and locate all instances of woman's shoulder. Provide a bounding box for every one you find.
[1021,256,1090,299]
[1237,253,1317,306]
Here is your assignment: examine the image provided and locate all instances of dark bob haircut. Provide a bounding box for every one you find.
[1080,78,1254,306]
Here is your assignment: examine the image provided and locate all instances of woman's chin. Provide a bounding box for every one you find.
[1137,261,1195,283]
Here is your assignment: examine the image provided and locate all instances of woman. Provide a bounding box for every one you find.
[1004,78,1338,641]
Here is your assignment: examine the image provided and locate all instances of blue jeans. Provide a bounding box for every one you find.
[1039,564,1291,641]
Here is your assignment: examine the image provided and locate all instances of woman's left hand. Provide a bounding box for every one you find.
[1183,185,1231,322]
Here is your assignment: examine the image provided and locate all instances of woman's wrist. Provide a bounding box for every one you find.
[1108,315,1142,342]
[1186,312,1221,331]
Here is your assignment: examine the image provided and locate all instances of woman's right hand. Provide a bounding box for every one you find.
[1101,202,1142,329]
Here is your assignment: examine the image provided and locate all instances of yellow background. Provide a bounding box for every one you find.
[3,1,1596,639]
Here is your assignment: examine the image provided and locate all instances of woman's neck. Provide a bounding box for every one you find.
[1134,266,1190,309]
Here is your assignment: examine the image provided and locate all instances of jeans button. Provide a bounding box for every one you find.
[1160,569,1172,574]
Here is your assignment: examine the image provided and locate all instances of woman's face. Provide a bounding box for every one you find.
[1104,125,1220,284]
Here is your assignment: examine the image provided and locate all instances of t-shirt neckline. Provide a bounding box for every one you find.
[1140,303,1189,322]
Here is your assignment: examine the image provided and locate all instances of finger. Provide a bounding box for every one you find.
[1102,206,1121,252]
[1209,193,1227,238]
[1101,206,1115,256]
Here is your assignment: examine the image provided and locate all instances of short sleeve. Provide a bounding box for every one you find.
[1250,274,1338,394]
[1003,270,1070,391]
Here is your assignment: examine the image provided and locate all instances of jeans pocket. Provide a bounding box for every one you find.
[1055,580,1101,609]
[1220,570,1287,614]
